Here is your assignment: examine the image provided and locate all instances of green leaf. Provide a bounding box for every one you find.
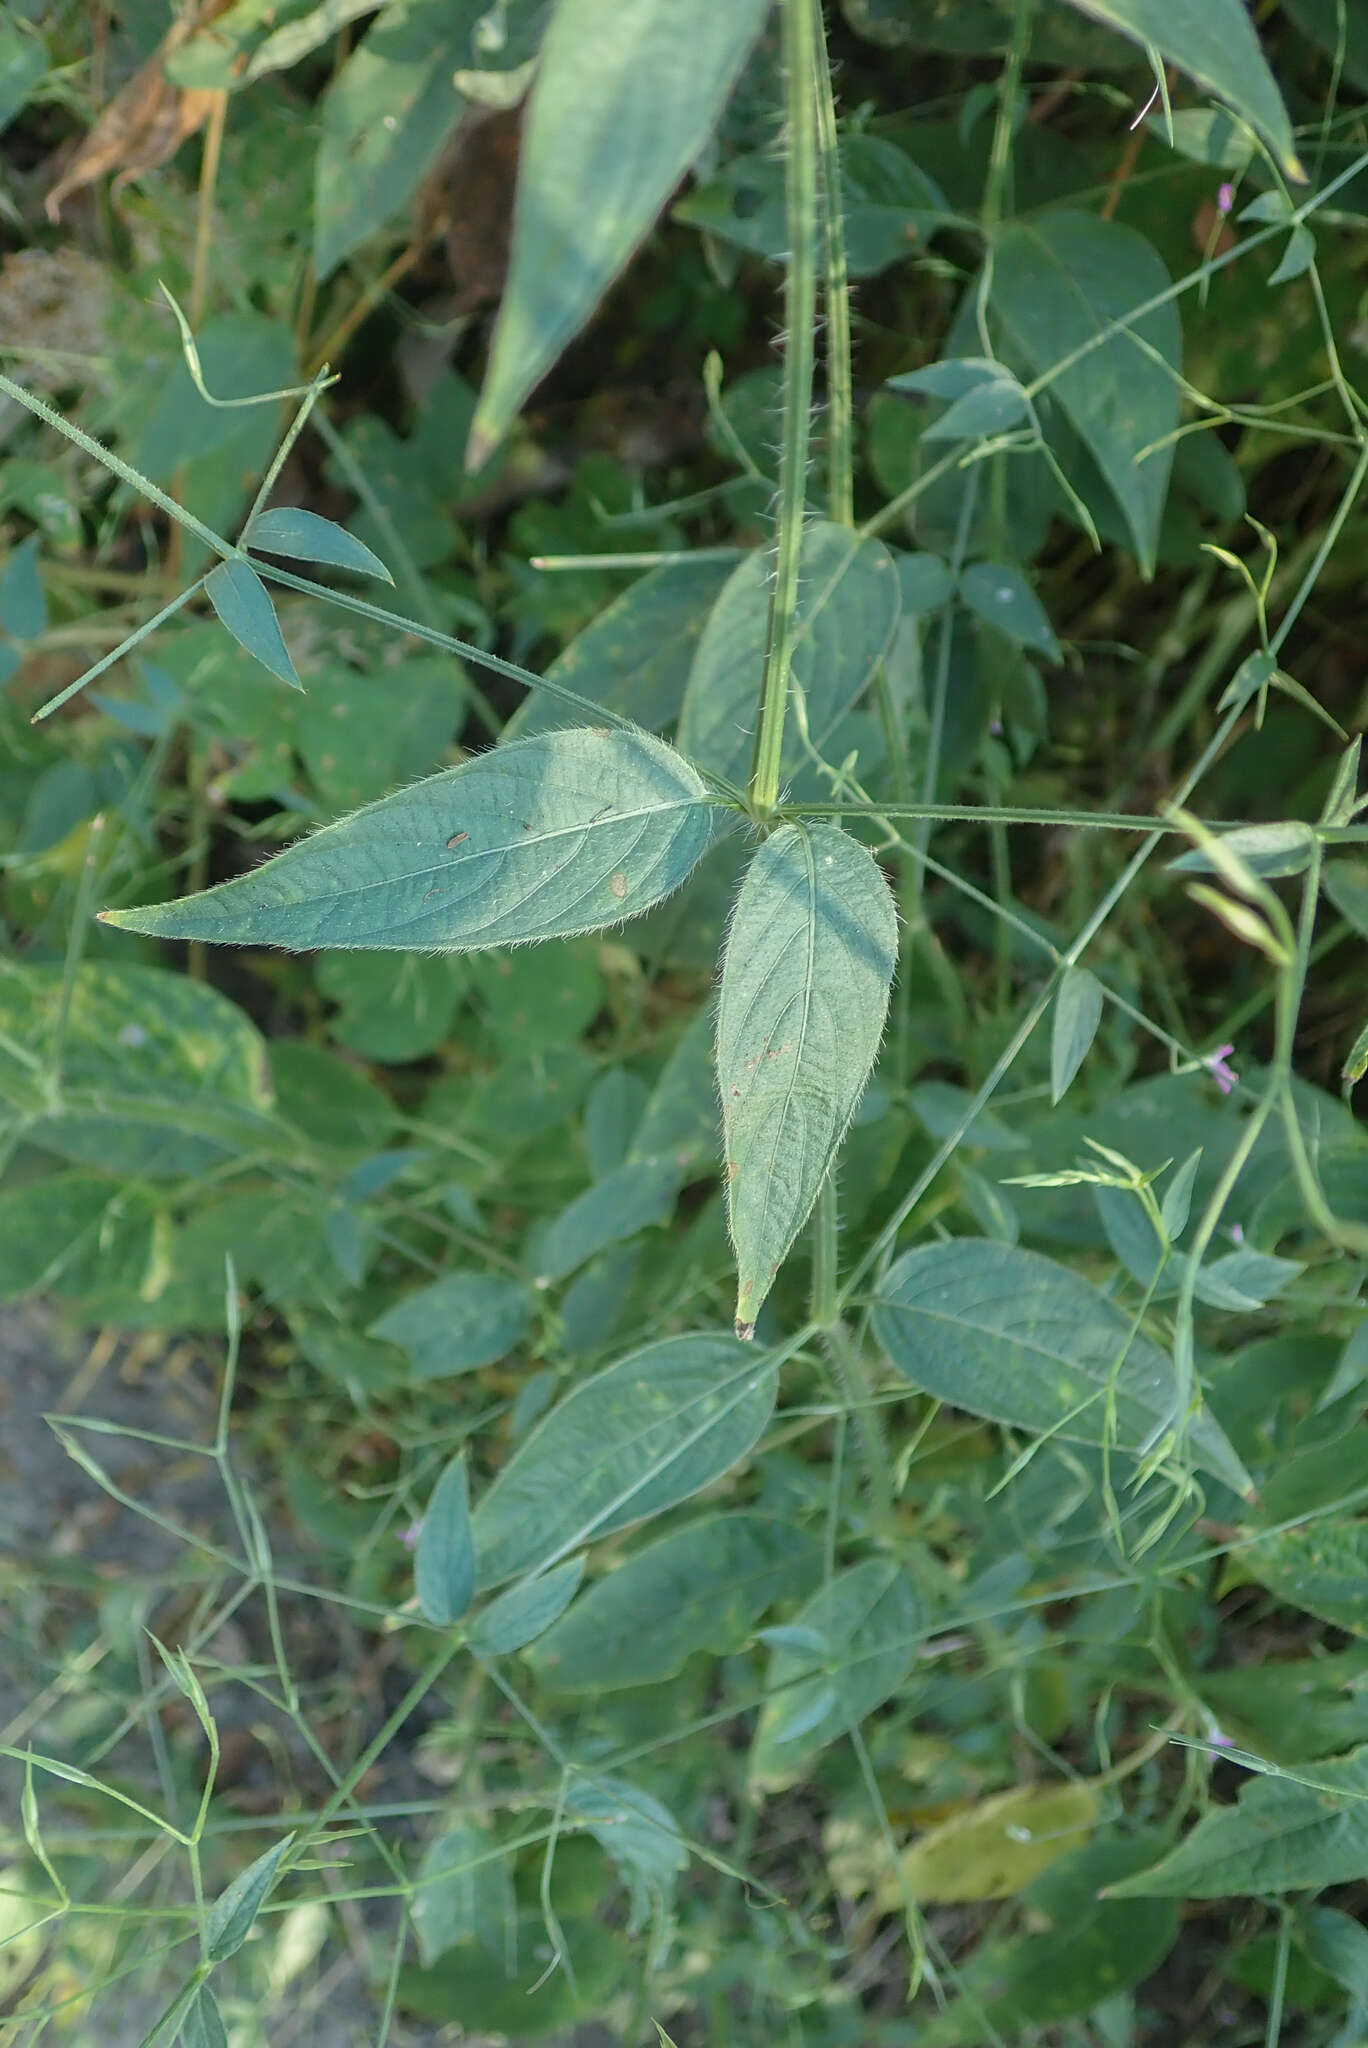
[247,507,393,583]
[1269,222,1317,286]
[959,560,1060,661]
[1300,1905,1368,2005]
[718,825,897,1337]
[470,1333,776,1587]
[899,1781,1100,1903]
[206,1833,295,1962]
[1170,821,1315,880]
[887,356,1030,441]
[585,1068,650,1179]
[0,961,273,1179]
[750,1558,922,1782]
[180,1983,228,2048]
[509,557,735,740]
[990,212,1180,575]
[531,1156,683,1286]
[1061,0,1301,179]
[1111,1745,1368,1897]
[565,1776,686,1904]
[398,1915,621,2033]
[416,1454,477,1626]
[530,1513,823,1691]
[205,559,301,690]
[677,523,901,785]
[368,1273,531,1379]
[1239,1518,1368,1635]
[1324,858,1368,938]
[411,1822,515,1968]
[467,1556,587,1656]
[872,1239,1252,1495]
[0,532,45,639]
[469,0,770,461]
[102,729,714,951]
[314,0,477,279]
[1050,965,1105,1103]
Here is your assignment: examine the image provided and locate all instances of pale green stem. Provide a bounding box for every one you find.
[749,0,820,815]
[810,1177,840,1327]
[810,0,853,529]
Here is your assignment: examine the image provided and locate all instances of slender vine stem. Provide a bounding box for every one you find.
[749,0,820,816]
[810,0,853,529]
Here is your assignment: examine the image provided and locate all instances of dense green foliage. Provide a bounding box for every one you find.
[7,0,1368,2040]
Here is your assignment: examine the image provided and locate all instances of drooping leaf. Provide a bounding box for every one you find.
[469,0,770,461]
[205,558,300,689]
[180,1984,228,2048]
[368,1273,531,1379]
[750,1558,922,1782]
[898,1781,1099,1903]
[530,1513,823,1691]
[416,1454,477,1626]
[959,560,1060,661]
[206,1833,295,1962]
[102,729,714,950]
[411,1822,516,1969]
[677,523,902,785]
[509,557,736,740]
[872,1239,1252,1495]
[313,0,480,279]
[1111,1745,1368,1897]
[467,1556,587,1656]
[1061,0,1301,178]
[718,825,897,1337]
[471,1333,776,1588]
[247,507,393,583]
[1051,966,1105,1103]
[990,212,1181,575]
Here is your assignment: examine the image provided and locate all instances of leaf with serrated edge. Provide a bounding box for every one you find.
[872,1239,1252,1496]
[101,729,713,951]
[719,825,896,1337]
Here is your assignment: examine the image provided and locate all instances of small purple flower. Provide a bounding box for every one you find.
[1208,1727,1235,1749]
[1206,1043,1239,1095]
[1228,1221,1245,1246]
[1217,182,1236,216]
[399,1522,422,1550]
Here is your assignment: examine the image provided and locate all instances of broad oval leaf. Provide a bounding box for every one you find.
[719,825,897,1337]
[102,729,714,951]
[1239,1518,1368,1635]
[530,1155,683,1286]
[1110,1745,1368,1898]
[529,1513,823,1691]
[411,1822,515,1968]
[750,1557,922,1784]
[205,1832,295,1962]
[467,1556,587,1656]
[990,212,1180,576]
[416,1453,477,1626]
[871,1239,1252,1495]
[247,507,393,583]
[1050,964,1104,1103]
[205,558,300,689]
[1062,0,1300,179]
[899,1781,1099,1904]
[469,0,770,461]
[368,1272,531,1379]
[677,523,901,785]
[471,1332,776,1588]
[959,560,1060,662]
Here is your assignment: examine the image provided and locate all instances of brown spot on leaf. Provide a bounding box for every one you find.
[446,831,468,848]
[609,871,628,899]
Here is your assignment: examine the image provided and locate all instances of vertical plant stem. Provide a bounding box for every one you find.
[190,93,228,332]
[749,0,820,816]
[810,1177,840,1327]
[823,1319,895,1534]
[810,0,852,530]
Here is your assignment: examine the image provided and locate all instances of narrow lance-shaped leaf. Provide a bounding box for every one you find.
[101,728,714,951]
[416,1454,477,1626]
[1051,965,1104,1103]
[205,558,300,689]
[469,0,771,463]
[247,507,393,583]
[205,1832,295,1962]
[1061,0,1301,180]
[718,825,897,1338]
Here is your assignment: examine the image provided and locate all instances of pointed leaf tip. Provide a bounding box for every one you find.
[205,557,300,689]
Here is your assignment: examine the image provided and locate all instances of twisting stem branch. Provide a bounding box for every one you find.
[749,0,820,816]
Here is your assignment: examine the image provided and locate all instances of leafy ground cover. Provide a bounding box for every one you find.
[7,1,1368,2042]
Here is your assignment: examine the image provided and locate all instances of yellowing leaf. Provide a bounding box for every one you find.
[897,1781,1100,1904]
